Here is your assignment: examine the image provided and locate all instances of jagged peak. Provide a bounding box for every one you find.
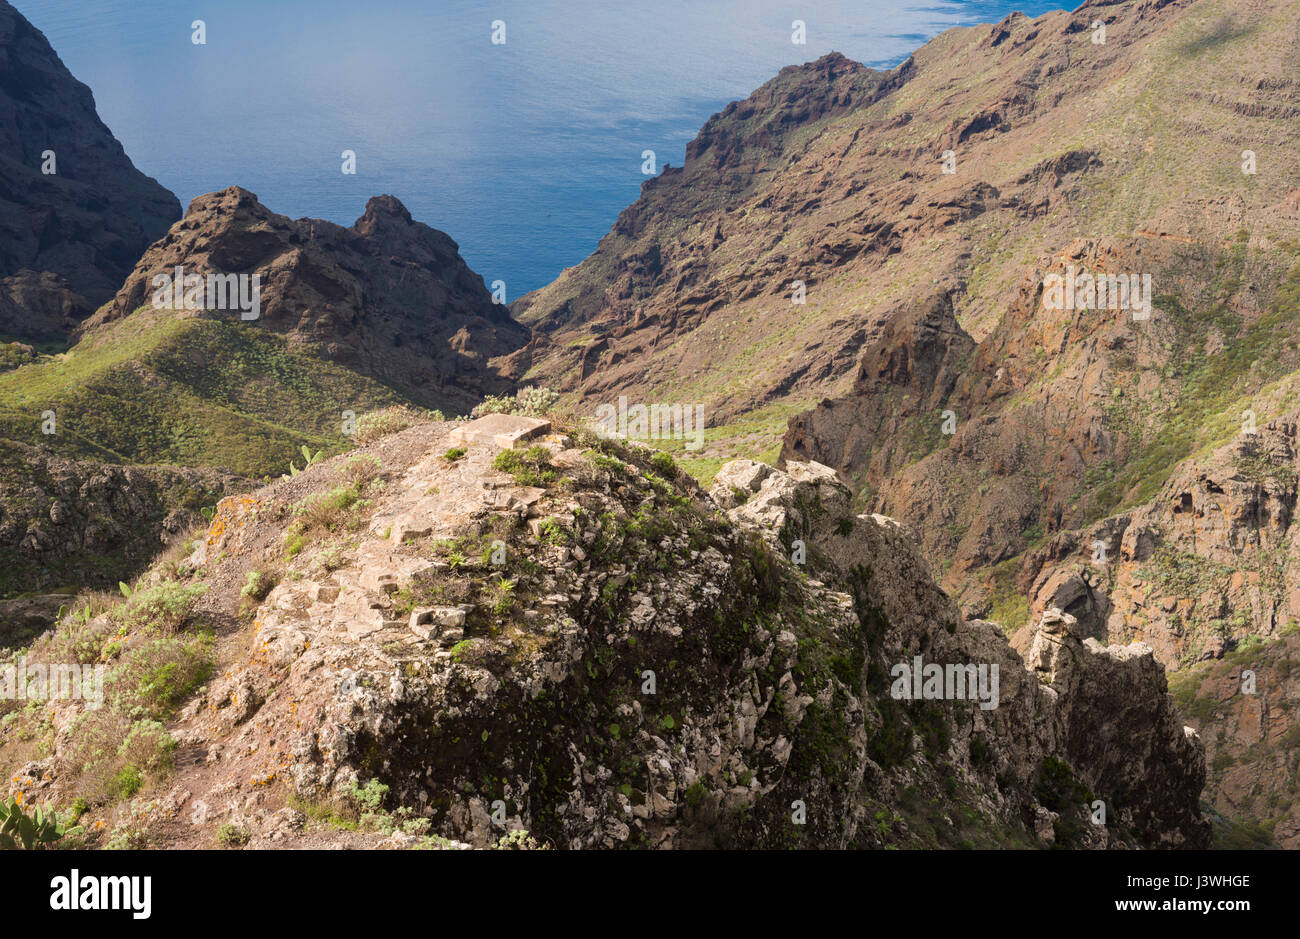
[359,194,414,226]
[182,186,270,221]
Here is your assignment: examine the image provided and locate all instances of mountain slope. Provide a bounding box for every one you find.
[774,0,1300,620]
[0,0,181,338]
[516,0,1300,468]
[80,186,531,415]
[0,311,410,477]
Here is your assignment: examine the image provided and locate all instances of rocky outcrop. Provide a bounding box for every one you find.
[781,236,1187,604]
[2,421,1208,849]
[782,291,974,481]
[1011,608,1207,845]
[78,186,530,413]
[720,458,1209,848]
[1015,417,1300,669]
[0,0,181,330]
[0,438,242,600]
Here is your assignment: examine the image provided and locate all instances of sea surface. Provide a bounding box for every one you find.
[22,0,1062,295]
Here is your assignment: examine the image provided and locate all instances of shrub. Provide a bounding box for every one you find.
[469,386,559,419]
[339,454,382,488]
[536,517,568,545]
[495,829,548,850]
[33,583,206,666]
[32,612,118,666]
[0,341,37,373]
[291,484,368,536]
[217,822,250,847]
[492,445,557,487]
[490,579,516,617]
[349,778,389,818]
[105,632,215,720]
[238,569,277,620]
[649,450,679,479]
[513,386,560,417]
[969,735,994,770]
[1035,757,1093,812]
[353,405,426,444]
[114,766,143,799]
[443,446,467,462]
[283,533,307,560]
[241,570,271,601]
[64,713,176,803]
[470,394,516,418]
[110,582,208,635]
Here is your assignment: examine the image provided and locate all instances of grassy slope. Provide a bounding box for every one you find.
[0,311,410,479]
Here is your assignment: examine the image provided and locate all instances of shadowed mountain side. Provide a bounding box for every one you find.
[0,0,181,337]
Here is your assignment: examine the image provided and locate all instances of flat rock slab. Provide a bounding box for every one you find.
[449,414,551,449]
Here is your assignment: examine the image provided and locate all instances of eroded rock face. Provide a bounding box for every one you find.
[0,439,240,600]
[80,186,531,413]
[782,291,975,482]
[0,271,94,341]
[1172,631,1300,849]
[1011,608,1208,846]
[0,1,181,328]
[7,429,1208,849]
[1008,416,1300,846]
[1015,416,1300,668]
[726,459,1209,848]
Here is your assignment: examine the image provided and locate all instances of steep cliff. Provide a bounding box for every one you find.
[515,0,1300,452]
[0,0,180,337]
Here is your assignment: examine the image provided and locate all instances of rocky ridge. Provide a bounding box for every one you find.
[79,186,531,414]
[2,417,1208,849]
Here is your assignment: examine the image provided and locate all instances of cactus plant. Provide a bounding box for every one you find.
[0,798,83,850]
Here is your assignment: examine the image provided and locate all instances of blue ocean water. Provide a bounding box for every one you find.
[21,0,1063,295]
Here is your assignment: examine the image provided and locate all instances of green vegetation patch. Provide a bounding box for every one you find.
[0,315,408,477]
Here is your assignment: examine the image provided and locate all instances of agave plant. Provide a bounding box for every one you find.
[281,444,324,480]
[0,798,82,850]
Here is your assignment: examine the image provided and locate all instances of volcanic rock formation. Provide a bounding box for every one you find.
[81,186,531,414]
[0,0,181,336]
